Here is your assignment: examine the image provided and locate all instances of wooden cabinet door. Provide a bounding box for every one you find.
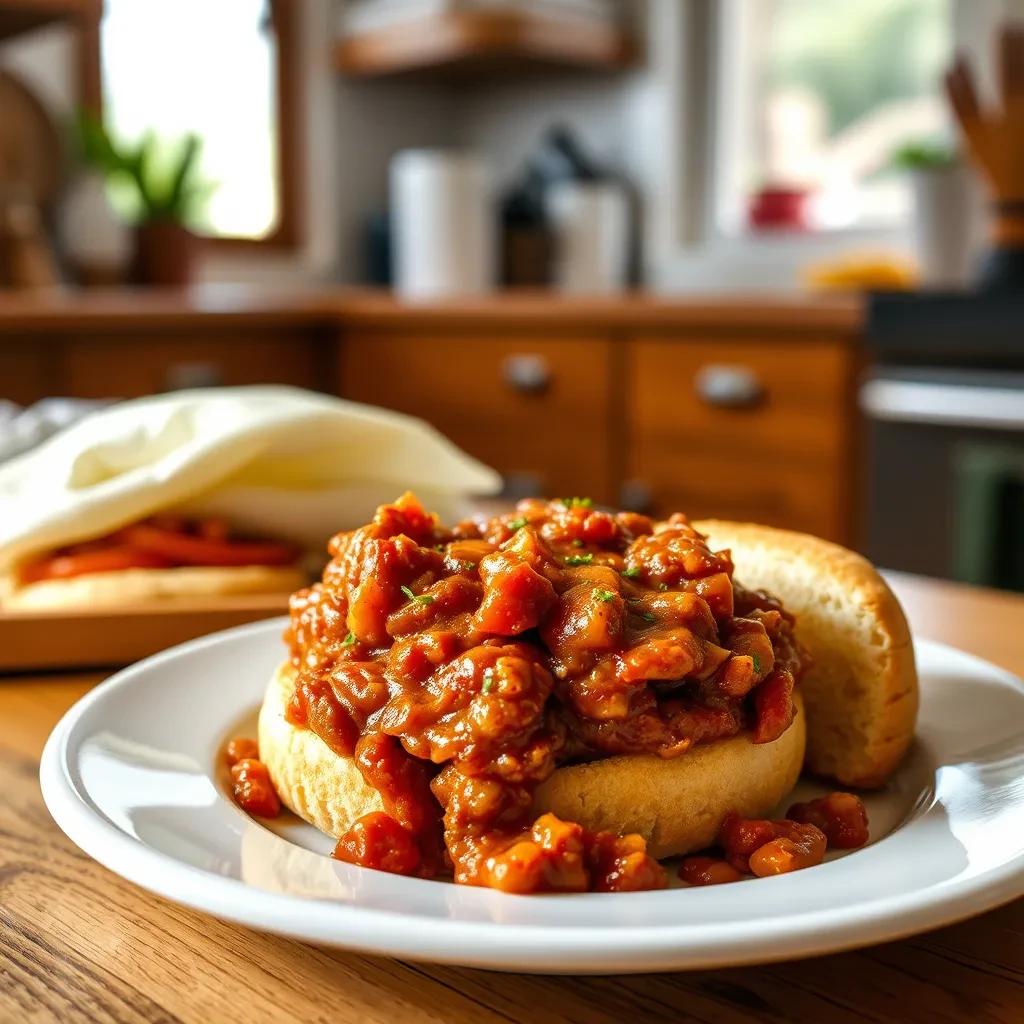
[59,329,321,398]
[339,333,614,502]
[0,341,51,405]
[626,335,855,542]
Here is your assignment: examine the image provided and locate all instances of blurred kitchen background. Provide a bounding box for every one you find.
[1,0,1023,591]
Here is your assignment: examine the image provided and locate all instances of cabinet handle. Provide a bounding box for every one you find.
[502,354,551,395]
[694,364,764,409]
[501,471,545,500]
[620,479,654,514]
[163,362,224,391]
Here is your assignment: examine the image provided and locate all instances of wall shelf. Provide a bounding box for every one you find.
[0,0,100,42]
[334,9,636,78]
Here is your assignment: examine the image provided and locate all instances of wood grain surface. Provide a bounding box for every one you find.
[0,285,863,334]
[0,593,291,672]
[1,573,1022,1023]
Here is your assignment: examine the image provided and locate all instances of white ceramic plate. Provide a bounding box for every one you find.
[41,619,1024,974]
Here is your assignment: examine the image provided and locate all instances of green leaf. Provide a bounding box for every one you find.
[890,139,957,171]
[621,566,641,578]
[166,134,202,217]
[594,588,617,603]
[401,584,434,606]
[481,667,496,694]
[343,632,356,646]
[565,554,593,566]
[508,517,528,531]
[752,653,762,675]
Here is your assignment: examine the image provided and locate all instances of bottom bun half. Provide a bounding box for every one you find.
[3,564,308,610]
[258,661,806,860]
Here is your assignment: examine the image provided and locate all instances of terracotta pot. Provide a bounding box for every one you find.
[132,219,197,286]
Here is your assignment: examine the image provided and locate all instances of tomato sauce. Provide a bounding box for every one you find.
[285,493,811,893]
[18,516,298,584]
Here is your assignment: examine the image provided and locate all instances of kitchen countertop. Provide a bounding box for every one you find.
[1,571,1020,1023]
[0,286,864,333]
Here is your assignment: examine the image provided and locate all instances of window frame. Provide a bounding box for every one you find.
[76,0,304,251]
[641,0,1006,290]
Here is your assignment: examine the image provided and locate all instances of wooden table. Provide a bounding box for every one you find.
[2,572,1022,1023]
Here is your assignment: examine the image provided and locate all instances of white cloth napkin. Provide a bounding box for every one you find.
[0,385,501,571]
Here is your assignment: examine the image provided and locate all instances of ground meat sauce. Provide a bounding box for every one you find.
[283,493,811,894]
[678,792,869,885]
[226,739,281,819]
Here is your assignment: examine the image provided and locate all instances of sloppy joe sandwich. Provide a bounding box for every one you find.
[0,387,500,609]
[244,493,917,894]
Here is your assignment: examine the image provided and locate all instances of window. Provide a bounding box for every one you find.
[715,0,953,235]
[81,0,301,247]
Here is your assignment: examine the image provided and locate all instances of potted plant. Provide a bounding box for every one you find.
[891,139,976,288]
[76,115,211,286]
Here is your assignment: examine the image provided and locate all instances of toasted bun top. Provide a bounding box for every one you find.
[694,520,918,787]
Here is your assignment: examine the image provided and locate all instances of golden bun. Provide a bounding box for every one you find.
[259,661,806,859]
[2,564,308,610]
[694,520,918,788]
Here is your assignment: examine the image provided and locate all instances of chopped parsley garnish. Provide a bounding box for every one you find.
[508,516,528,531]
[434,544,446,552]
[561,497,593,509]
[621,566,641,578]
[751,653,762,675]
[658,582,669,592]
[481,667,496,694]
[640,611,657,623]
[565,553,594,566]
[342,631,357,646]
[462,561,476,572]
[594,588,617,603]
[572,539,585,548]
[401,584,435,606]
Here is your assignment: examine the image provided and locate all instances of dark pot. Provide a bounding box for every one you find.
[132,219,197,286]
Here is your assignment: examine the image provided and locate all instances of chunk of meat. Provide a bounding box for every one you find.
[332,812,422,875]
[474,547,557,635]
[788,792,870,849]
[230,758,280,818]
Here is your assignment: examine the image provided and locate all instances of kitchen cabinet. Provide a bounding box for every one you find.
[626,336,856,540]
[55,329,323,398]
[339,332,616,502]
[0,289,861,543]
[0,340,53,405]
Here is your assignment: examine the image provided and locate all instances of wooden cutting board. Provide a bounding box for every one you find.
[0,593,291,672]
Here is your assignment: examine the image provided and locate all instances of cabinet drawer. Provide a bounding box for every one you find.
[59,331,320,398]
[0,341,52,404]
[627,336,854,540]
[339,333,613,502]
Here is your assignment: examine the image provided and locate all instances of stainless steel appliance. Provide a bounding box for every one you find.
[863,294,1024,591]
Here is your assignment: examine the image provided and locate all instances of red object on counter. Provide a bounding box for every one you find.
[748,186,810,231]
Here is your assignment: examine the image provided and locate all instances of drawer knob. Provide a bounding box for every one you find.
[694,365,764,408]
[620,479,654,514]
[164,362,224,391]
[503,354,551,395]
